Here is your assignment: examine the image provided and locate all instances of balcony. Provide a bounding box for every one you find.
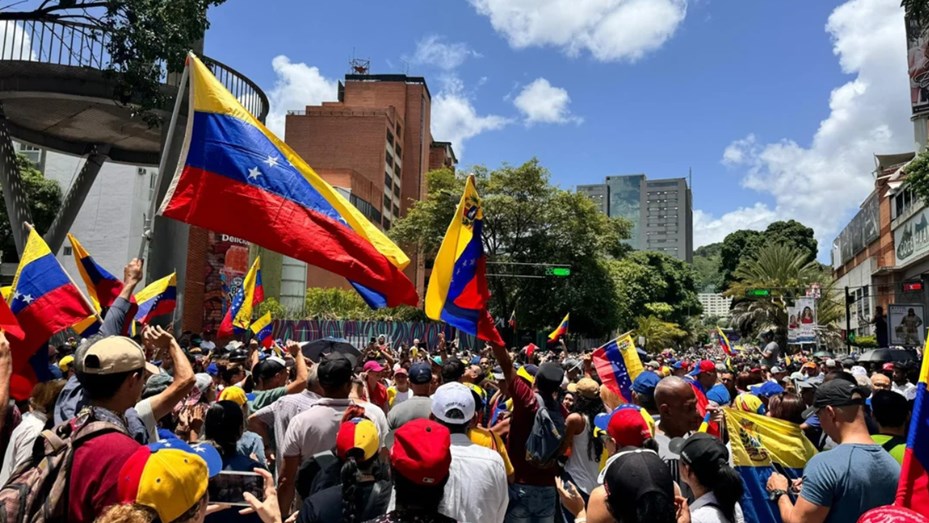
[0,19,269,165]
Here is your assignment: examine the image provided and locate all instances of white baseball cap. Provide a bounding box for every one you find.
[430,382,475,424]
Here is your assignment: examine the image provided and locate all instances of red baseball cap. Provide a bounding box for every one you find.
[882,363,895,372]
[607,406,654,447]
[688,360,716,377]
[390,418,451,485]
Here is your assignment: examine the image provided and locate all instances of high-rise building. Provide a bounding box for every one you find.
[698,293,733,319]
[285,73,453,301]
[578,174,693,262]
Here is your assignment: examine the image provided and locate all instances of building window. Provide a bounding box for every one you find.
[395,144,402,159]
[384,194,391,209]
[63,246,72,256]
[386,153,393,169]
[396,123,402,136]
[393,185,400,198]
[385,173,392,189]
[393,204,400,216]
[387,130,394,146]
[383,218,391,230]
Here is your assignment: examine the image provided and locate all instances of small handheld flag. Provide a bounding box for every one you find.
[219,257,263,338]
[424,175,504,347]
[249,312,274,348]
[548,313,569,342]
[508,309,516,330]
[67,233,124,312]
[134,273,177,324]
[592,334,643,402]
[716,327,732,356]
[895,335,929,511]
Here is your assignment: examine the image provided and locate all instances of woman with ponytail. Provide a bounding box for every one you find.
[297,413,391,523]
[677,433,746,523]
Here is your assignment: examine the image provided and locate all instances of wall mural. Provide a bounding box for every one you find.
[271,319,477,351]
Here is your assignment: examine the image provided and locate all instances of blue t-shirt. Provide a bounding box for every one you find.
[801,443,900,523]
[706,384,731,406]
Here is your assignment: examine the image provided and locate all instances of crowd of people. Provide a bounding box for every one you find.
[0,259,924,523]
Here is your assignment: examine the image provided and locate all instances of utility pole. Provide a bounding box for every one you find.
[845,286,853,353]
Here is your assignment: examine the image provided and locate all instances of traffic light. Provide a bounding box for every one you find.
[745,289,770,297]
[546,267,571,277]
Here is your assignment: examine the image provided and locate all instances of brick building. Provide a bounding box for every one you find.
[284,74,455,301]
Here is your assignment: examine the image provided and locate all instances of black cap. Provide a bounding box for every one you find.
[409,362,433,385]
[673,433,729,472]
[602,447,674,520]
[227,349,247,363]
[318,353,355,388]
[802,378,868,419]
[536,362,564,393]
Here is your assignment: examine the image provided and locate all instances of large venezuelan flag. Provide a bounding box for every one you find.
[9,229,95,389]
[249,312,274,349]
[218,256,263,338]
[548,313,569,342]
[725,408,817,523]
[67,233,123,312]
[159,53,417,308]
[896,339,929,511]
[134,273,177,324]
[425,175,504,347]
[592,334,643,403]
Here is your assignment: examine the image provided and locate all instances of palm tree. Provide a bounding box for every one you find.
[634,315,686,352]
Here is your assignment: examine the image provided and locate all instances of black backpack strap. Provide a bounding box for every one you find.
[880,436,906,453]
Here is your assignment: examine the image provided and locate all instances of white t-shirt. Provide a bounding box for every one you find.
[892,381,917,401]
[0,411,46,485]
[282,398,387,459]
[690,492,745,523]
[134,398,157,443]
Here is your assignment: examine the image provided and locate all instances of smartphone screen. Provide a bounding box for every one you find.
[208,471,264,506]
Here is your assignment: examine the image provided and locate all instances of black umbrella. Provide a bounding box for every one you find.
[301,336,361,362]
[857,348,918,364]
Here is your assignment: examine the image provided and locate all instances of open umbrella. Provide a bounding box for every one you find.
[301,336,361,362]
[857,348,918,364]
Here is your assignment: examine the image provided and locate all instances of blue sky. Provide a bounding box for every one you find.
[205,0,914,258]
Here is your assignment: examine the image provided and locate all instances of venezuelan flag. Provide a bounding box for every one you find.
[724,408,817,523]
[425,175,504,346]
[218,257,263,338]
[67,233,123,312]
[134,272,177,324]
[249,312,273,348]
[592,334,643,402]
[9,229,94,383]
[158,53,417,308]
[548,313,569,342]
[717,326,732,356]
[896,337,929,511]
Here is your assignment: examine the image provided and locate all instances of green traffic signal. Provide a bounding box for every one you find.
[547,267,571,277]
[746,289,770,297]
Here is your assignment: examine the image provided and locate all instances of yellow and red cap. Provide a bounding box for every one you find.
[336,417,380,461]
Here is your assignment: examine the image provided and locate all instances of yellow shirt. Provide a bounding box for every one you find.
[468,426,515,477]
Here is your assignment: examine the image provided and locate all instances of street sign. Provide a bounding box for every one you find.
[546,267,571,277]
[746,289,770,297]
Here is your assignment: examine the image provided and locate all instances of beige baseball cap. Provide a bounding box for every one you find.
[80,336,159,376]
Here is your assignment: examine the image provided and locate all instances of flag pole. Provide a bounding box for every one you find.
[26,222,102,322]
[140,52,192,259]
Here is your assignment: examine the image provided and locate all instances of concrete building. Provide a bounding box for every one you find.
[698,293,733,319]
[284,73,453,301]
[578,174,693,262]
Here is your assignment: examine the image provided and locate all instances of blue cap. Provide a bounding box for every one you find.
[706,384,732,406]
[631,371,660,397]
[470,356,482,365]
[206,362,219,376]
[409,362,432,385]
[594,404,644,432]
[150,439,222,477]
[750,381,785,398]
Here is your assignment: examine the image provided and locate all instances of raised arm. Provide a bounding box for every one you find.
[144,326,196,420]
[102,258,144,336]
[284,340,307,395]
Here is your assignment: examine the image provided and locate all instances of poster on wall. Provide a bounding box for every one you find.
[889,304,925,347]
[895,207,929,267]
[202,232,250,331]
[787,297,817,344]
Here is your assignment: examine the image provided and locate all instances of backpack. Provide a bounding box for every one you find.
[0,413,123,523]
[524,393,566,469]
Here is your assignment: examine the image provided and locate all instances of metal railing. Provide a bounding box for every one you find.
[0,19,269,122]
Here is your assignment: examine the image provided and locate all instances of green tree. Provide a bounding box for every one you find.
[693,242,723,292]
[904,149,929,204]
[719,230,763,288]
[609,251,702,332]
[634,315,686,352]
[904,0,929,27]
[302,288,426,322]
[763,220,817,264]
[0,0,226,126]
[717,220,818,290]
[391,160,632,338]
[0,154,62,261]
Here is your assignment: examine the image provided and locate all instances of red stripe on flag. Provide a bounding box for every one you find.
[162,166,417,307]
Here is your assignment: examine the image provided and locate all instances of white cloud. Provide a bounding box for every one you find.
[693,204,778,247]
[410,35,480,70]
[265,55,338,138]
[431,79,511,157]
[513,78,582,125]
[698,0,912,256]
[469,0,687,62]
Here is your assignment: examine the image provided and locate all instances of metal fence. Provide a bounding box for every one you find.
[0,19,269,122]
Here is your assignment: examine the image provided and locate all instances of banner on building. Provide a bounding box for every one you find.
[895,207,929,267]
[202,232,250,332]
[834,195,879,266]
[787,297,817,344]
[889,304,925,347]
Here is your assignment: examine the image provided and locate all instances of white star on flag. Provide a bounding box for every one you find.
[11,291,19,302]
[22,294,33,304]
[264,155,279,168]
[248,167,261,180]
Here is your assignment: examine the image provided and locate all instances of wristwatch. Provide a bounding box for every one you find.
[769,489,787,502]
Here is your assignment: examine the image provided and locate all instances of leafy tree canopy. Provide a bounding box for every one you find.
[718,220,818,289]
[609,250,702,332]
[391,159,633,338]
[634,315,686,352]
[0,0,226,126]
[0,154,62,262]
[693,242,723,292]
[258,289,426,322]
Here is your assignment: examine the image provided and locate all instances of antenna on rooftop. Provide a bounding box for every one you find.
[349,48,370,75]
